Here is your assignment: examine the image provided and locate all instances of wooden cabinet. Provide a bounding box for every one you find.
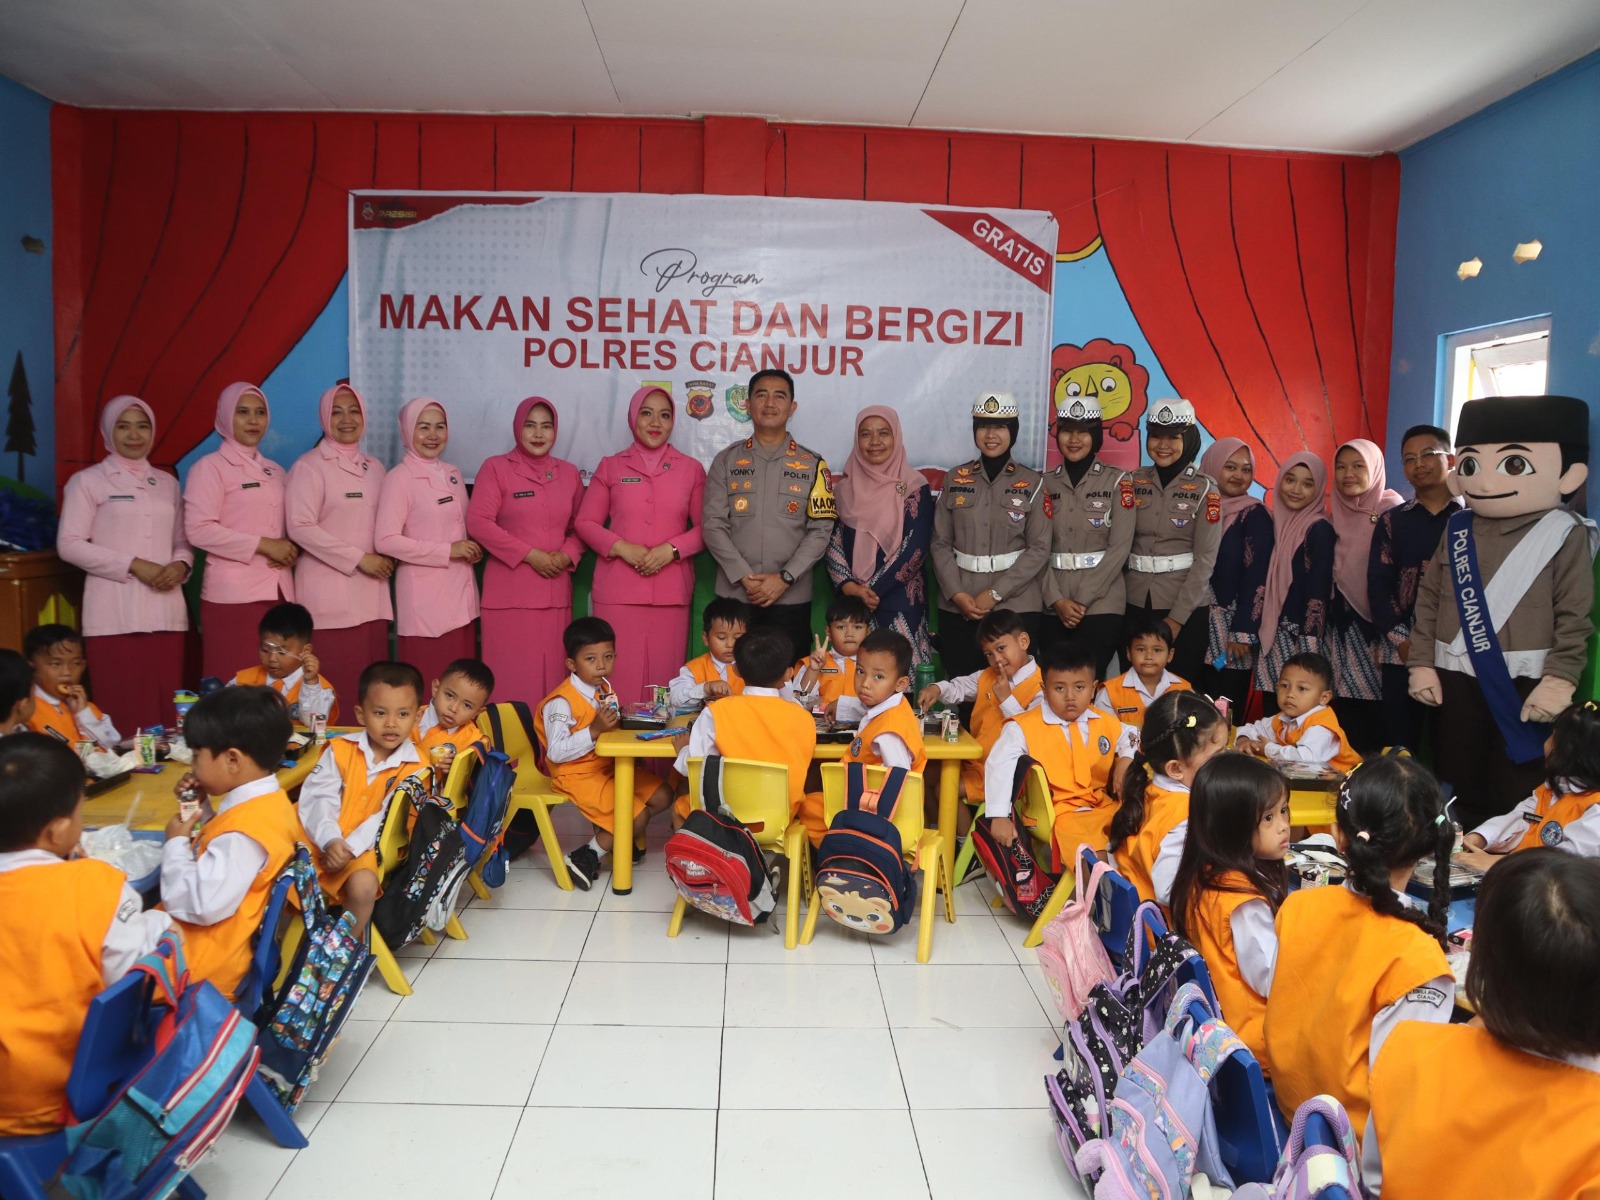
[0,550,85,652]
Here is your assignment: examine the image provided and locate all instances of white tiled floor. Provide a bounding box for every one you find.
[198,810,1088,1200]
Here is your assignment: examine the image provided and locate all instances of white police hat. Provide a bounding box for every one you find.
[1147,399,1197,429]
[1056,394,1103,422]
[972,391,1019,418]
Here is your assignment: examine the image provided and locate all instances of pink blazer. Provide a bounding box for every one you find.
[467,452,585,610]
[285,442,393,630]
[182,447,293,603]
[57,460,193,636]
[374,457,478,637]
[576,444,706,606]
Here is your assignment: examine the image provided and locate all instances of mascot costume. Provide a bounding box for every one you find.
[1410,394,1599,829]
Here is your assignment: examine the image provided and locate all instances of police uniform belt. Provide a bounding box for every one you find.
[1128,553,1194,573]
[954,550,1023,573]
[1051,551,1106,570]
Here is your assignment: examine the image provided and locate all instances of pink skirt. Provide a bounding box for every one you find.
[85,631,187,732]
[397,624,478,694]
[481,606,569,706]
[200,600,276,683]
[593,602,691,710]
[313,620,390,711]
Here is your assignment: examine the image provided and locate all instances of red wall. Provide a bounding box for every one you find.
[49,110,1399,491]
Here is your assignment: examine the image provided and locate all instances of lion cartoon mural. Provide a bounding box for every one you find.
[1050,339,1151,471]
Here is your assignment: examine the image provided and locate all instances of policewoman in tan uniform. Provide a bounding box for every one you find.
[1039,393,1134,678]
[702,368,836,660]
[1124,399,1223,683]
[930,391,1049,678]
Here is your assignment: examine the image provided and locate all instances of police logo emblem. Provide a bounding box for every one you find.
[1153,404,1176,424]
[983,396,1000,414]
[686,379,715,421]
[734,497,750,513]
[1540,820,1566,847]
[1068,400,1087,419]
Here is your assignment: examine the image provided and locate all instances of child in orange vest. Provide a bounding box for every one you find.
[162,685,300,999]
[1094,613,1193,729]
[1365,848,1600,1198]
[1459,701,1600,867]
[1169,753,1291,1072]
[229,602,340,729]
[1263,755,1454,1135]
[672,624,819,830]
[539,617,674,890]
[1234,651,1360,773]
[297,660,429,933]
[1111,691,1229,907]
[414,657,493,776]
[984,642,1137,865]
[0,648,35,733]
[0,734,171,1135]
[668,598,750,711]
[790,594,870,720]
[24,624,121,749]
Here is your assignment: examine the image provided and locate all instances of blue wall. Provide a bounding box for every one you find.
[0,76,54,498]
[1388,51,1600,505]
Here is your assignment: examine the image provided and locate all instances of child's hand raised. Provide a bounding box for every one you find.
[992,674,1013,706]
[300,647,321,686]
[808,634,829,673]
[164,806,203,842]
[321,838,354,873]
[60,684,89,715]
[916,684,942,715]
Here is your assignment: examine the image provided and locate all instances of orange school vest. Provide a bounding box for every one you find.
[0,859,124,1135]
[320,737,430,839]
[1514,784,1600,852]
[704,694,819,812]
[1370,1022,1600,1200]
[1118,782,1190,907]
[1270,708,1360,773]
[685,653,744,695]
[1010,705,1121,860]
[536,679,612,799]
[415,716,486,761]
[25,696,108,744]
[1099,674,1192,728]
[845,696,928,773]
[1264,885,1449,1133]
[963,665,1044,801]
[231,665,342,726]
[796,654,857,709]
[170,787,300,1001]
[1187,873,1271,1072]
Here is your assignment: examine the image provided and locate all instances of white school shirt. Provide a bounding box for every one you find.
[0,849,172,983]
[671,686,785,777]
[792,650,867,722]
[543,674,604,764]
[1148,772,1192,908]
[934,658,1041,714]
[31,686,121,749]
[1230,899,1279,995]
[668,658,735,710]
[853,693,915,770]
[1093,667,1184,714]
[229,664,335,725]
[160,775,277,925]
[983,703,1139,823]
[1472,784,1600,857]
[1236,704,1339,768]
[297,730,424,856]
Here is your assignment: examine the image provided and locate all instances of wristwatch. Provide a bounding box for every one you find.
[780,570,795,585]
[988,588,1003,604]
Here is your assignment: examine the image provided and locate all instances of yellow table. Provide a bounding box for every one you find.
[594,728,983,895]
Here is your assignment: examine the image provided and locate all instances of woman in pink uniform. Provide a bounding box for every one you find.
[375,397,482,687]
[285,383,394,702]
[183,382,296,680]
[468,396,584,704]
[57,395,193,729]
[576,385,706,706]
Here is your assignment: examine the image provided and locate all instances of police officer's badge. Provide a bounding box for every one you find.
[1067,400,1088,420]
[685,380,715,421]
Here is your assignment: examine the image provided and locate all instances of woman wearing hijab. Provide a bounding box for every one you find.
[1253,453,1336,708]
[576,386,706,705]
[57,396,193,729]
[183,382,296,681]
[376,397,483,689]
[1198,437,1275,713]
[827,405,935,665]
[1034,394,1133,678]
[1327,437,1404,752]
[930,392,1049,679]
[467,397,583,704]
[1123,400,1223,684]
[285,383,394,703]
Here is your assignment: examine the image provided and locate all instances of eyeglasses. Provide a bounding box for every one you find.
[1401,449,1448,467]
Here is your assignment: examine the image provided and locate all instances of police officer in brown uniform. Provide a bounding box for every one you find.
[702,368,835,660]
[930,391,1049,678]
[1124,399,1223,683]
[1039,393,1134,678]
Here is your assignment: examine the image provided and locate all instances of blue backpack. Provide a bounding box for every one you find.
[455,744,516,888]
[61,932,259,1200]
[813,762,915,936]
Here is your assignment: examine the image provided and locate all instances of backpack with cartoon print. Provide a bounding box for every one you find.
[814,762,915,936]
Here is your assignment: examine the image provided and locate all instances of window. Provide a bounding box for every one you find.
[1441,316,1551,440]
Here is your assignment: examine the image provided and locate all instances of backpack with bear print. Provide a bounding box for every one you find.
[813,762,915,936]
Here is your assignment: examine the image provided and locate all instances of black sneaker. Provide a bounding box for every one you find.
[566,845,601,891]
[633,841,647,864]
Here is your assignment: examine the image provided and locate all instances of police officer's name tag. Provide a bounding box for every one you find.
[512,491,537,499]
[620,476,643,484]
[241,482,261,490]
[344,492,363,499]
[436,495,455,504]
[108,494,135,502]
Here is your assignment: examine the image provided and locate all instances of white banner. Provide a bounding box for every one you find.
[349,192,1056,479]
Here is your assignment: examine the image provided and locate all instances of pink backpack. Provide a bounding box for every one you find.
[1036,845,1117,1022]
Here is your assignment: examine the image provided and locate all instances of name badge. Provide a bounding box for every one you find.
[344,492,363,499]
[436,495,455,505]
[512,491,536,499]
[620,476,643,484]
[241,482,261,490]
[108,494,135,502]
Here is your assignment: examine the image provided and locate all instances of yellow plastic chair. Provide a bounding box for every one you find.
[672,757,810,950]
[1016,764,1078,949]
[476,703,578,890]
[800,763,953,964]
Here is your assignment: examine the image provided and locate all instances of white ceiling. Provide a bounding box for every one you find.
[2,0,1598,153]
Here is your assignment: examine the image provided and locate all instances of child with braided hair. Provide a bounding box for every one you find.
[1263,754,1454,1136]
[1109,690,1229,907]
